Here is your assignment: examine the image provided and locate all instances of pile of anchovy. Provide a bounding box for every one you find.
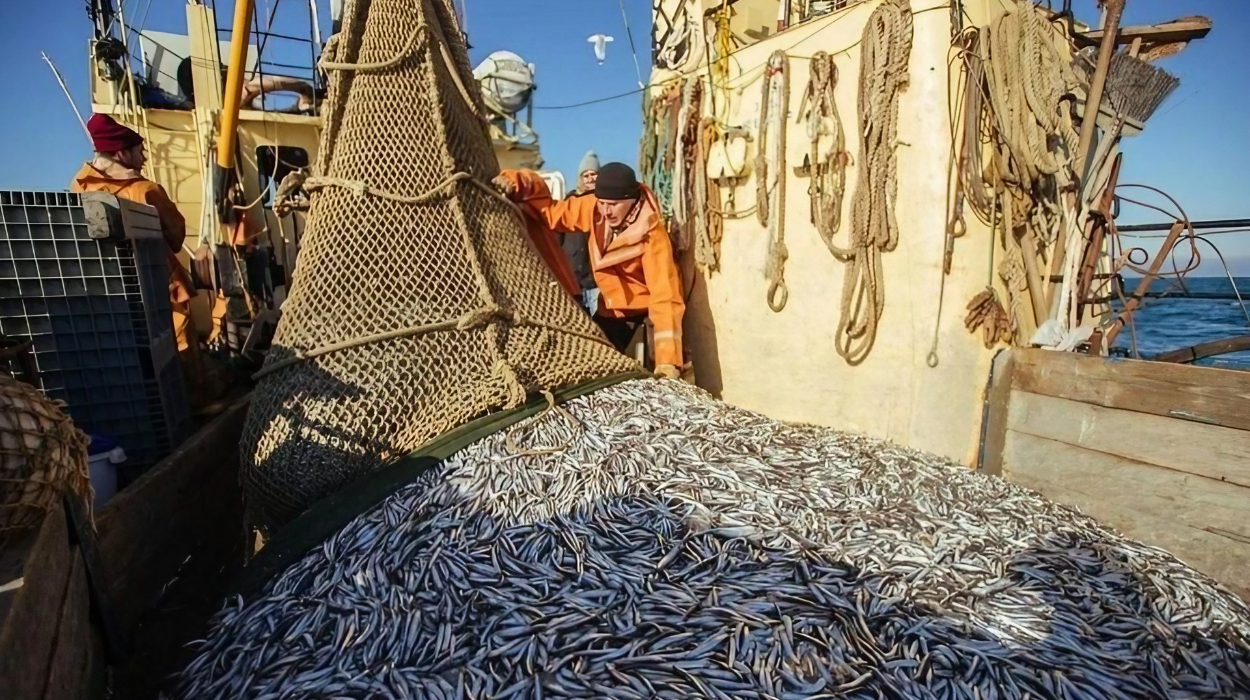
[175,379,1250,699]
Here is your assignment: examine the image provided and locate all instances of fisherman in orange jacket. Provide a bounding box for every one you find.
[497,163,685,378]
[71,115,202,388]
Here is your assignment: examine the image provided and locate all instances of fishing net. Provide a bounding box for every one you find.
[242,0,635,532]
[176,379,1250,699]
[0,374,91,531]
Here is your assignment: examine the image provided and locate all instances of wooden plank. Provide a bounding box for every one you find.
[40,556,95,700]
[1007,390,1250,489]
[1080,18,1212,46]
[1153,335,1250,365]
[95,397,249,642]
[1012,349,1250,431]
[0,509,73,700]
[62,496,123,661]
[976,350,1014,477]
[1003,431,1250,599]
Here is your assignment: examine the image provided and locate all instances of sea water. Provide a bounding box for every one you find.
[1111,277,1250,370]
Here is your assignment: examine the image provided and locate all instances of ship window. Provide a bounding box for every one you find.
[255,146,310,209]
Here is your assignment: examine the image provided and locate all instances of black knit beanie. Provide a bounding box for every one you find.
[595,163,641,200]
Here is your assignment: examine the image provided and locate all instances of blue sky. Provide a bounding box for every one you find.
[2,0,1246,272]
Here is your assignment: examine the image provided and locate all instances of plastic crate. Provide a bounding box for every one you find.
[0,190,192,469]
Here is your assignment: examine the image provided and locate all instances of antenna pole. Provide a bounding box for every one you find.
[618,0,646,89]
[41,52,90,143]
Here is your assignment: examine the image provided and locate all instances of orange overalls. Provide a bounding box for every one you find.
[500,169,685,367]
[71,162,200,363]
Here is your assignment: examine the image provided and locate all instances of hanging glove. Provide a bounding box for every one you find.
[491,174,518,198]
[654,363,681,380]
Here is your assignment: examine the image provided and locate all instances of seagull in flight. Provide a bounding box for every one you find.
[587,34,614,65]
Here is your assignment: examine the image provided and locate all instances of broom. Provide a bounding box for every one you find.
[1073,46,1180,125]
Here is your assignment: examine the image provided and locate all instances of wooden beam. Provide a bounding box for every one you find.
[976,350,1014,477]
[95,397,250,642]
[0,509,74,700]
[1153,335,1250,365]
[1003,432,1250,600]
[1079,17,1212,47]
[40,556,101,700]
[1011,349,1250,432]
[1006,390,1250,489]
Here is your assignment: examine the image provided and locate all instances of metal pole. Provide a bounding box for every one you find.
[40,52,90,143]
[1074,0,1124,181]
[1117,218,1250,233]
[218,0,257,169]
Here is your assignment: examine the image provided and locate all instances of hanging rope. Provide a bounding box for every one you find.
[828,0,912,364]
[983,5,1076,243]
[673,79,704,251]
[799,51,849,255]
[695,118,724,273]
[955,29,993,221]
[643,83,683,220]
[757,50,790,313]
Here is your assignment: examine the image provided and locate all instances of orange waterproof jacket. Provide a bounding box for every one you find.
[505,173,582,298]
[70,162,195,306]
[501,169,685,367]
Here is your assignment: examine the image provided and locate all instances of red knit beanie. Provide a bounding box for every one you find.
[87,114,144,153]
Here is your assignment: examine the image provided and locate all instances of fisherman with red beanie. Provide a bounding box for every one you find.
[71,115,203,393]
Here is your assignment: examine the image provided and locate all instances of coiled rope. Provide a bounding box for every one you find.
[830,0,912,365]
[757,50,790,313]
[800,51,849,255]
[983,5,1075,246]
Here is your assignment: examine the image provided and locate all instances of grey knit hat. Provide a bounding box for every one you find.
[578,150,600,176]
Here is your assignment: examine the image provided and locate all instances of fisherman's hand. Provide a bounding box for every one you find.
[492,174,517,198]
[654,364,681,380]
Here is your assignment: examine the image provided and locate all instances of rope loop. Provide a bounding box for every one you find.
[504,390,580,457]
[768,278,789,313]
[758,50,790,313]
[319,22,428,73]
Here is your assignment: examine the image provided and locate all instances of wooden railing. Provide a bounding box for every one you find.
[981,349,1250,599]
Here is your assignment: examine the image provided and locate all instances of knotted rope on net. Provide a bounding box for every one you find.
[800,51,849,255]
[757,50,790,313]
[830,0,912,365]
[242,0,636,533]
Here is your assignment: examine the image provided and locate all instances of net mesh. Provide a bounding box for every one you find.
[0,374,91,532]
[243,0,636,532]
